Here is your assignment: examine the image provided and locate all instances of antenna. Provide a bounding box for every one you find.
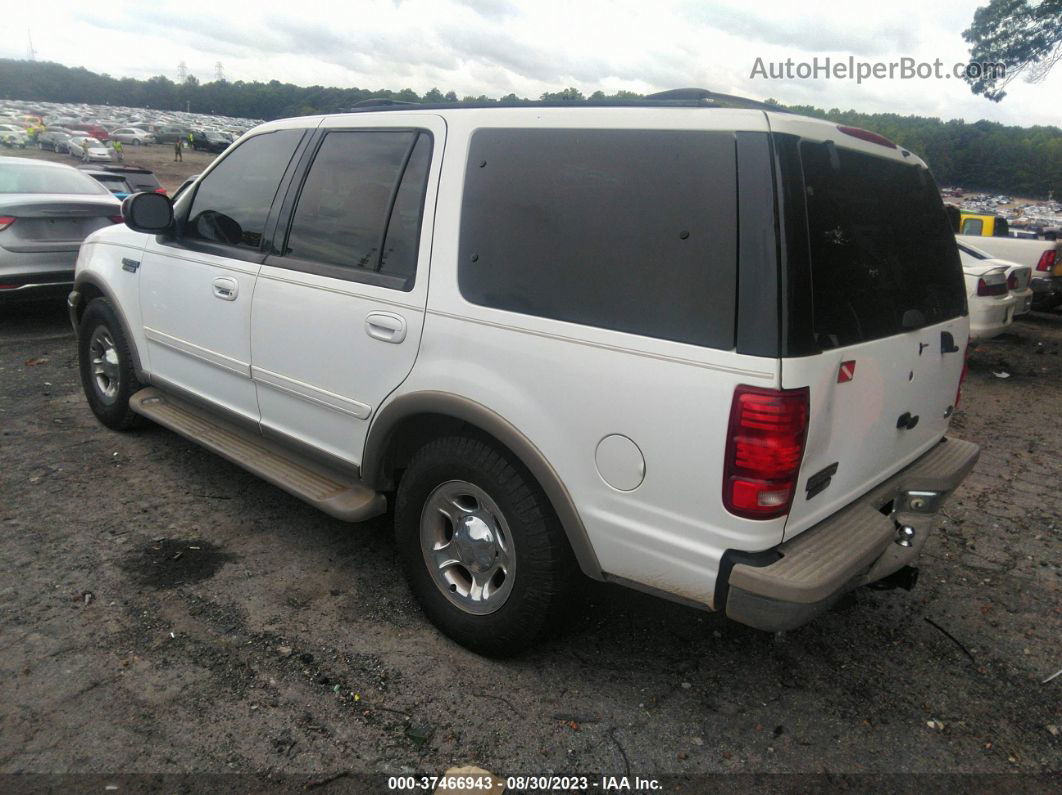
[178,61,188,82]
[27,30,37,61]
[214,61,224,81]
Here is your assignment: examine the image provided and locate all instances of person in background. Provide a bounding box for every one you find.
[112,139,124,162]
[80,138,92,162]
[173,138,183,162]
[188,131,194,149]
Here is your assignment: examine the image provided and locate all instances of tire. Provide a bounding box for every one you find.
[133,139,141,146]
[77,298,144,430]
[395,436,577,656]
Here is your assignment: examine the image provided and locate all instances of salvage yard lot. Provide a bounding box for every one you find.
[0,303,1059,781]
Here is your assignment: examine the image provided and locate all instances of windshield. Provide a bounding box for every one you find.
[800,141,966,348]
[0,163,111,195]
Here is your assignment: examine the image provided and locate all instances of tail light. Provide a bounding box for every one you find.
[956,343,971,407]
[836,125,897,149]
[0,216,15,231]
[723,386,810,520]
[1007,272,1018,290]
[977,277,1007,297]
[109,215,124,224]
[154,188,168,195]
[1035,249,1056,272]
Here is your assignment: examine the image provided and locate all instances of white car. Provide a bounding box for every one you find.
[957,240,1033,317]
[68,94,980,654]
[0,124,29,148]
[109,127,154,146]
[958,252,1016,341]
[69,137,113,163]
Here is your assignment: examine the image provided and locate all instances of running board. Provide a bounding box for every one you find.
[129,387,386,522]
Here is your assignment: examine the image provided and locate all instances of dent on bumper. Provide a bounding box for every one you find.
[720,437,980,633]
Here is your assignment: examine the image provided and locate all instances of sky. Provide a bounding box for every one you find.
[2,0,1060,127]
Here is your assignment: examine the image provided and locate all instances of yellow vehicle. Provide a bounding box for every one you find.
[959,213,1009,237]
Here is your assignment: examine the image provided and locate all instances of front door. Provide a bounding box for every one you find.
[139,127,306,422]
[250,115,444,466]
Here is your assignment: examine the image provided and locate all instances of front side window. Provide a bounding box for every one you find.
[282,130,431,289]
[961,218,983,236]
[457,128,738,349]
[185,129,302,250]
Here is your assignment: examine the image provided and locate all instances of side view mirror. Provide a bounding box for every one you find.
[122,192,173,234]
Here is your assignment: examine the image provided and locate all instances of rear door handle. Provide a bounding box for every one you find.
[365,312,407,344]
[212,277,238,301]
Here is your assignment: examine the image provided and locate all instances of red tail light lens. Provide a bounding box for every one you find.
[0,216,15,231]
[956,343,971,407]
[836,125,897,149]
[1007,272,1018,290]
[109,215,124,224]
[977,278,1007,297]
[723,386,810,519]
[1036,249,1056,272]
[154,188,168,195]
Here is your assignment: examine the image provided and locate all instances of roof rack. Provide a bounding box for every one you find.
[342,88,788,114]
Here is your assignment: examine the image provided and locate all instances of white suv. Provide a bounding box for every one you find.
[69,94,980,655]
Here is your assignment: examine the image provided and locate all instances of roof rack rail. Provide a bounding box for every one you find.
[337,89,788,114]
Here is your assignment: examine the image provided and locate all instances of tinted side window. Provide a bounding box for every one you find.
[458,129,737,349]
[800,142,965,348]
[186,129,302,250]
[283,130,429,289]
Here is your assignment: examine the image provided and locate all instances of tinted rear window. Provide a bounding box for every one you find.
[458,128,737,349]
[800,142,965,348]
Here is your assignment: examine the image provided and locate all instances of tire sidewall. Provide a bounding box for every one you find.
[78,299,141,429]
[395,438,565,653]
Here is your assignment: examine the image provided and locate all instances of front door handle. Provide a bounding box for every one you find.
[212,277,238,301]
[365,312,407,344]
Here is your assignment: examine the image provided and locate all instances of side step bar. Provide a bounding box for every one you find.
[129,387,386,522]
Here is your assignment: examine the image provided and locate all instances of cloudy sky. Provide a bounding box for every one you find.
[3,0,1060,126]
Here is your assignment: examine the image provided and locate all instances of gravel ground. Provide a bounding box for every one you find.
[0,301,1059,789]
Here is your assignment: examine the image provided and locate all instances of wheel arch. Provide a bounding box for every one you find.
[71,274,146,380]
[363,391,603,580]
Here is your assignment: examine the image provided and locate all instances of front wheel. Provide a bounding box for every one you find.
[395,436,577,656]
[78,298,144,430]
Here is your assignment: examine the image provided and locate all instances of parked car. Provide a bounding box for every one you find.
[77,124,112,142]
[957,241,1033,317]
[77,164,165,197]
[109,127,155,146]
[152,126,191,144]
[69,137,113,163]
[0,124,29,148]
[957,252,1016,340]
[191,131,231,153]
[69,96,979,655]
[0,156,122,302]
[38,127,75,152]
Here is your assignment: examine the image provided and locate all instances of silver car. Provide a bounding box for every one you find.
[0,157,121,302]
[109,127,155,145]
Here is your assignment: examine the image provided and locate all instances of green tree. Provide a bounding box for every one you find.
[963,0,1062,100]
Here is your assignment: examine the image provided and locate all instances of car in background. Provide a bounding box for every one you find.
[78,124,112,142]
[77,164,165,198]
[109,127,155,146]
[0,124,29,148]
[152,126,191,144]
[191,130,232,153]
[38,127,75,152]
[69,137,114,163]
[957,240,1034,317]
[959,254,1016,340]
[0,156,122,302]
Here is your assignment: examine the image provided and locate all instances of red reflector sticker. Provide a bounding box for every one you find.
[838,361,856,383]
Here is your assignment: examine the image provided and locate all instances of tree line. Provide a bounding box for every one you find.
[1,58,1059,198]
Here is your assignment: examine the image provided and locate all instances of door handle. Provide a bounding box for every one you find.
[212,277,238,301]
[365,312,407,344]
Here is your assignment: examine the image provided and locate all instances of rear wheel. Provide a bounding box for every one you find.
[78,298,143,430]
[395,436,577,656]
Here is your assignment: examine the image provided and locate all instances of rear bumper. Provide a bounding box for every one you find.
[969,297,1015,340]
[721,437,980,633]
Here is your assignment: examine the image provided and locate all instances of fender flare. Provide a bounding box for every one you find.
[363,390,603,580]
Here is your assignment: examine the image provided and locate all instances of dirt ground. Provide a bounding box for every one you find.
[2,143,214,194]
[0,298,1059,790]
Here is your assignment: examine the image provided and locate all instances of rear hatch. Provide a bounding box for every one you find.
[768,120,968,540]
[0,195,120,253]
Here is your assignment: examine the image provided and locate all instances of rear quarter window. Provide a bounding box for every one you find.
[458,128,738,349]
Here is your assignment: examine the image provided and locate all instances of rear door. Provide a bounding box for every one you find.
[250,114,444,467]
[772,124,969,538]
